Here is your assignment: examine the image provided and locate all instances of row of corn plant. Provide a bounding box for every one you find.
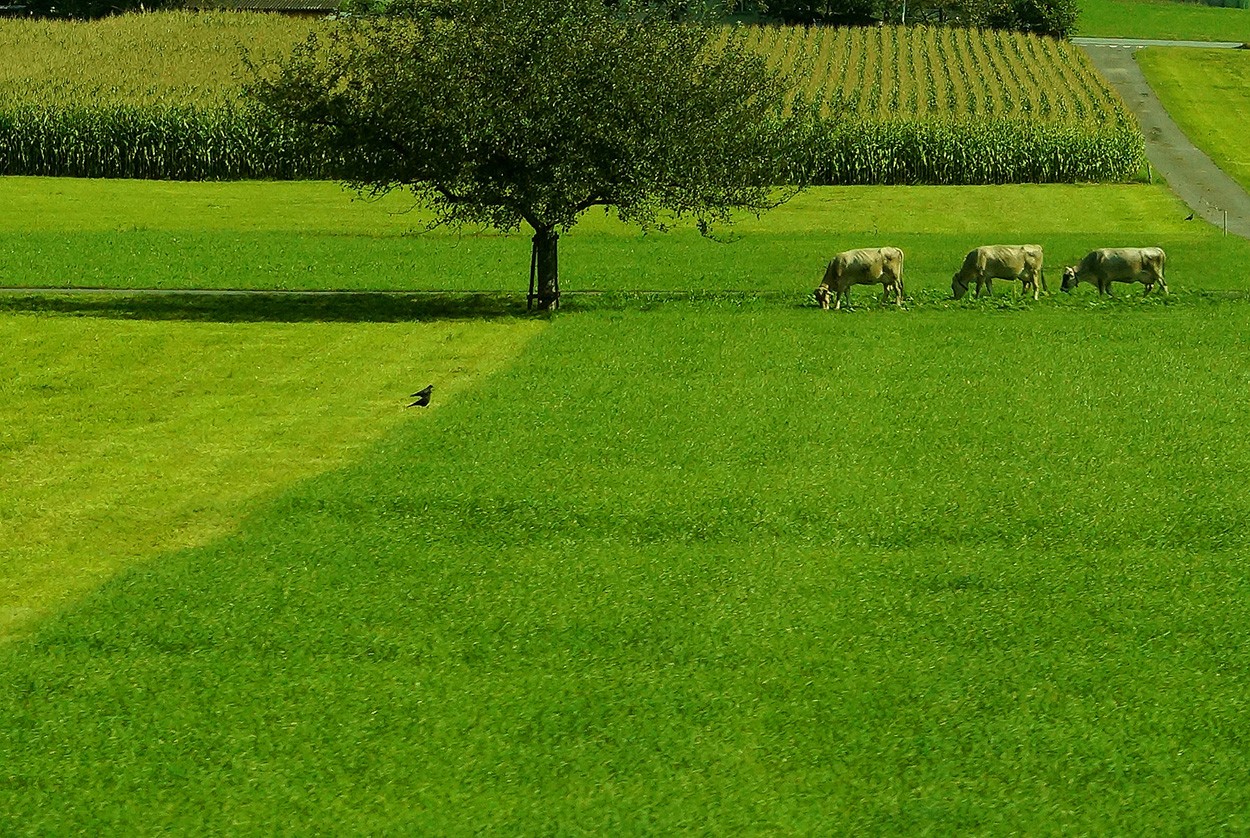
[744,23,1144,182]
[0,13,320,110]
[794,118,1145,185]
[0,105,341,180]
[741,23,1138,127]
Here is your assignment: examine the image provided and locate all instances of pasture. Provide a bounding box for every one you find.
[2,177,1250,302]
[2,177,1247,297]
[0,316,543,641]
[5,178,1250,831]
[1137,46,1250,194]
[1079,0,1250,40]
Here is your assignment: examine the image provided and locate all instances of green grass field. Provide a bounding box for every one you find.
[1079,0,1250,40]
[5,2,1250,826]
[5,179,1250,831]
[2,178,1247,297]
[1137,47,1250,194]
[6,299,1250,832]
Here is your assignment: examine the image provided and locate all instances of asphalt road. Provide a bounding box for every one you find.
[1078,39,1250,239]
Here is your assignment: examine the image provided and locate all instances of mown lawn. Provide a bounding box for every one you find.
[1079,0,1250,41]
[5,299,1250,832]
[5,177,1250,831]
[0,313,544,641]
[1138,46,1250,193]
[3,178,1249,297]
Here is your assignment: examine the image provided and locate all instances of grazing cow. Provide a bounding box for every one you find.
[1061,247,1168,296]
[952,245,1047,300]
[814,247,905,311]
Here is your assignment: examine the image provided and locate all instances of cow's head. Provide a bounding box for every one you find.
[951,273,969,300]
[814,284,831,310]
[1060,266,1079,293]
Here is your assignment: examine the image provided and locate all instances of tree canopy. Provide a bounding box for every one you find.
[246,0,809,308]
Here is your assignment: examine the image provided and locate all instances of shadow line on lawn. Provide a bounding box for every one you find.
[0,289,532,323]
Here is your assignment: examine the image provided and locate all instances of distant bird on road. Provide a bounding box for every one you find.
[408,384,433,408]
[1185,212,1195,221]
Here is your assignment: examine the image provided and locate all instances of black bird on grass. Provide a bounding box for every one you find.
[409,384,433,408]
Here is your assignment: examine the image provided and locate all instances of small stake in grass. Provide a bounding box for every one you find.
[408,385,433,408]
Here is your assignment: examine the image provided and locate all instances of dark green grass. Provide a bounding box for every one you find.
[1079,0,1250,40]
[5,300,1250,832]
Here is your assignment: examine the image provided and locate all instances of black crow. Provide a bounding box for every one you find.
[408,384,433,407]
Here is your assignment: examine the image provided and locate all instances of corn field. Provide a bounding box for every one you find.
[0,14,1145,184]
[0,13,338,179]
[0,12,317,110]
[742,24,1144,183]
[748,24,1130,124]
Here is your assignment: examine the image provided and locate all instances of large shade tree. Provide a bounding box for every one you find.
[246,0,808,308]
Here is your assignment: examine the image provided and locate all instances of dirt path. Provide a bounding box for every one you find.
[1079,40,1250,239]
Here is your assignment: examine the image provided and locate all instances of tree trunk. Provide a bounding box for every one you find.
[529,226,560,311]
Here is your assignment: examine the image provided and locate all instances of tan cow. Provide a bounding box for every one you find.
[814,247,905,311]
[1061,247,1167,296]
[952,245,1047,300]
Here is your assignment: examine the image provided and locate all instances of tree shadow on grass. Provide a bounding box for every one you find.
[0,290,532,323]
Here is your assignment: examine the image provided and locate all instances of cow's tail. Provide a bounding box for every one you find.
[1040,267,1048,294]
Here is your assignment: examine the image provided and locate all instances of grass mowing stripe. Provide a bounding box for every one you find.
[0,316,544,641]
[4,302,1250,831]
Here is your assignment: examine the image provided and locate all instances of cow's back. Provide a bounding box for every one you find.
[967,245,1038,277]
[832,247,901,283]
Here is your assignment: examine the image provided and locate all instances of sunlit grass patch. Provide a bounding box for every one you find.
[5,301,1250,831]
[1079,0,1250,41]
[0,313,543,640]
[1137,47,1250,193]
